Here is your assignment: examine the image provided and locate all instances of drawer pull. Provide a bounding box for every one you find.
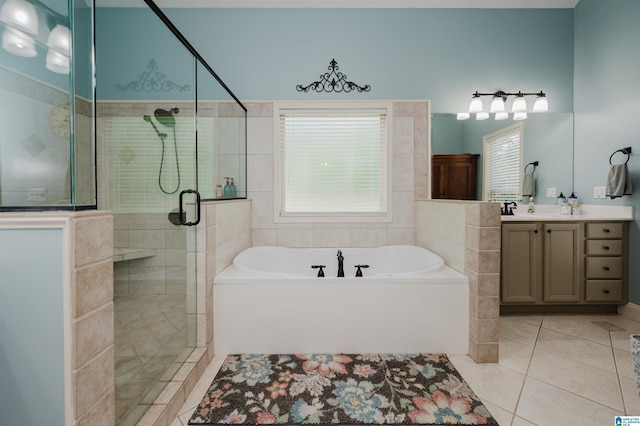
[602,245,610,250]
[603,228,610,233]
[602,266,610,271]
[603,289,610,294]
[534,229,539,234]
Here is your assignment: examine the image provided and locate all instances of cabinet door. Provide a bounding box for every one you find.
[501,223,541,303]
[543,223,582,303]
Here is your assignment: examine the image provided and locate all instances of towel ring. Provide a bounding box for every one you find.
[609,147,631,165]
[524,161,538,174]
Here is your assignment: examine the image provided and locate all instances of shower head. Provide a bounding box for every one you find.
[154,107,179,128]
[143,114,166,139]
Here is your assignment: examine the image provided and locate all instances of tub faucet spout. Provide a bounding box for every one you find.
[337,250,344,277]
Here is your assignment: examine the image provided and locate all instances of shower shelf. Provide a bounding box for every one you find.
[113,247,157,263]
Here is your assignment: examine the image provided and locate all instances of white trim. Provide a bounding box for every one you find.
[273,100,393,224]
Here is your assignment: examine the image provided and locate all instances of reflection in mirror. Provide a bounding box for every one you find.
[431,113,574,203]
[0,0,95,209]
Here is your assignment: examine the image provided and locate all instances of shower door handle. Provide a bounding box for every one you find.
[179,189,201,226]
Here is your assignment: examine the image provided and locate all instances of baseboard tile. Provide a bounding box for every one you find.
[618,302,640,322]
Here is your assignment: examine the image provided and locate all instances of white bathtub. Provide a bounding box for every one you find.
[214,245,469,355]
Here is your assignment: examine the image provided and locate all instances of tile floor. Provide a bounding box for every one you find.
[115,294,192,426]
[171,314,640,425]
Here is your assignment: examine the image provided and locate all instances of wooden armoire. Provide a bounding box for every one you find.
[431,153,480,200]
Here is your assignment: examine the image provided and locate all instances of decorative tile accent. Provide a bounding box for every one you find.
[118,146,136,165]
[21,134,46,157]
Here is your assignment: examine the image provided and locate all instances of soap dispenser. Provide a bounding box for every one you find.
[229,178,237,198]
[557,192,566,206]
[568,192,578,205]
[223,177,231,198]
[527,197,535,213]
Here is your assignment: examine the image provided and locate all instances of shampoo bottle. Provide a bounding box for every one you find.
[229,178,237,198]
[223,177,231,198]
[527,197,535,213]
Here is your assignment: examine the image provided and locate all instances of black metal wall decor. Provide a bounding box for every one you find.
[115,58,191,93]
[296,59,371,93]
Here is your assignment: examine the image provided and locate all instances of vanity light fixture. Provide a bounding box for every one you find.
[457,90,548,120]
[0,0,39,35]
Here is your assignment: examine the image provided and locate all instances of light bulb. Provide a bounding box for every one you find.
[0,0,39,35]
[2,27,36,57]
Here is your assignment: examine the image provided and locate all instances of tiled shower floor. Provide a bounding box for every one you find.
[114,294,192,426]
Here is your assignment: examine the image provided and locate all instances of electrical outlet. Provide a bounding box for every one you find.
[28,188,46,202]
[594,186,606,199]
[546,187,556,198]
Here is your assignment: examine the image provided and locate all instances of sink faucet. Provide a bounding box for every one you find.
[501,201,517,216]
[337,250,344,277]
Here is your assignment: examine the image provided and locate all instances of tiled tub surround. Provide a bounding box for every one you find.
[246,101,427,248]
[0,66,94,207]
[416,200,501,363]
[0,211,115,425]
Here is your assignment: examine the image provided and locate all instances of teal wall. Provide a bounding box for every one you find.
[0,228,65,425]
[98,7,574,111]
[574,0,640,303]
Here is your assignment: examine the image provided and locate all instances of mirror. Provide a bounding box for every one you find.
[431,113,574,203]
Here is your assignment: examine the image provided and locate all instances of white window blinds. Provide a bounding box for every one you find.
[484,124,522,202]
[278,109,388,217]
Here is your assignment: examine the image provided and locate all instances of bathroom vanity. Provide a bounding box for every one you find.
[500,205,633,313]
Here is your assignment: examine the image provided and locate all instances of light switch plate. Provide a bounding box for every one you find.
[546,187,556,198]
[594,186,606,199]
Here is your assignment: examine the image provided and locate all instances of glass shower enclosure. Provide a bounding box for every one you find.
[95,1,246,424]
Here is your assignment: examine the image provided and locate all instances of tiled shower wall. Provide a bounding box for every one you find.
[113,212,188,297]
[247,101,428,247]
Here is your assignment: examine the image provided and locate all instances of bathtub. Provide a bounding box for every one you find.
[214,245,469,355]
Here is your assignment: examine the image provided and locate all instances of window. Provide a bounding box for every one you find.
[274,102,392,223]
[482,123,523,202]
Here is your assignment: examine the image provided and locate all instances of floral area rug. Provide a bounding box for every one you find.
[188,354,498,425]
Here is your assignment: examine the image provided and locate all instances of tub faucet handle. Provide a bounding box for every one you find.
[355,265,369,277]
[311,265,326,277]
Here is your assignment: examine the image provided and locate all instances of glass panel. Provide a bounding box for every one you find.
[197,60,247,200]
[95,2,197,424]
[0,0,95,210]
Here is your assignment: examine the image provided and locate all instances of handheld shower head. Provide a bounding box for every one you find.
[143,114,166,139]
[154,107,179,128]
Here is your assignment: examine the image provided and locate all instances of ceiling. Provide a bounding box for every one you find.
[100,0,580,8]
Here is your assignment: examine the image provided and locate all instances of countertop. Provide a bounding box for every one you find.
[500,204,634,222]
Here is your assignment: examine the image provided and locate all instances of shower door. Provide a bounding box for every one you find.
[95,3,200,425]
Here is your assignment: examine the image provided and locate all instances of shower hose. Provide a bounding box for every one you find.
[158,126,181,195]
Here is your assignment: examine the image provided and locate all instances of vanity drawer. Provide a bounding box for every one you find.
[586,257,622,278]
[585,280,623,302]
[586,240,623,256]
[586,222,623,239]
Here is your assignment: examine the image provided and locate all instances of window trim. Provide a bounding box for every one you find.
[481,122,524,202]
[273,101,393,223]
